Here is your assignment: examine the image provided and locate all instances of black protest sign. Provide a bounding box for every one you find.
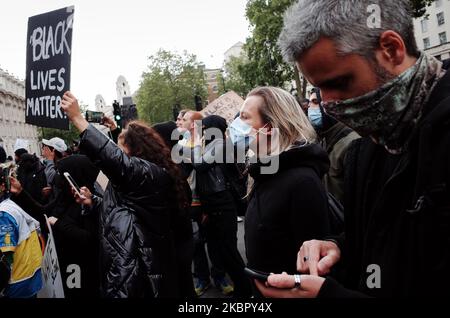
[25,6,74,130]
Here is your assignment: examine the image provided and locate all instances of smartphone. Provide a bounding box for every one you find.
[244,267,270,282]
[63,172,81,196]
[85,110,104,123]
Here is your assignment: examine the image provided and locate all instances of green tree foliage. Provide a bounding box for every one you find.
[243,0,296,88]
[219,55,255,97]
[136,50,207,125]
[411,0,435,18]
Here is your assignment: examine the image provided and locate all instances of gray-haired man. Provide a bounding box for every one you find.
[257,0,450,298]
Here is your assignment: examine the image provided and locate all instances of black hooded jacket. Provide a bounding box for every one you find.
[16,154,47,204]
[52,155,100,298]
[192,115,229,197]
[79,125,178,298]
[245,144,331,274]
[318,60,450,298]
[12,155,101,298]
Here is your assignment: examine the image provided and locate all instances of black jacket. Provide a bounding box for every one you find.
[13,155,101,298]
[79,125,178,298]
[192,139,229,197]
[17,154,47,204]
[319,60,450,298]
[245,144,331,274]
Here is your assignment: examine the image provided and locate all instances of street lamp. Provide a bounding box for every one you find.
[220,69,227,93]
[265,38,276,85]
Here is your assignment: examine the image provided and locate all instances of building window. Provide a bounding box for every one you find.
[439,31,447,44]
[436,0,443,8]
[437,12,445,26]
[421,19,428,33]
[423,37,431,49]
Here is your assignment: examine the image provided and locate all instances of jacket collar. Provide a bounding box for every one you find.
[248,143,330,183]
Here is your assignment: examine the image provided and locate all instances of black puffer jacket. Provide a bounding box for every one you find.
[79,125,178,298]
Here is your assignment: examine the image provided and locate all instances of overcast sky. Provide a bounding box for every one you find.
[0,0,250,107]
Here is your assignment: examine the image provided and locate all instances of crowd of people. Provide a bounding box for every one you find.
[1,0,450,299]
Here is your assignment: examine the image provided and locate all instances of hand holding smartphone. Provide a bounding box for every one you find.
[63,172,81,197]
[244,267,270,282]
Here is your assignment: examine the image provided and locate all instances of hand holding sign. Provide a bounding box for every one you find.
[61,92,89,133]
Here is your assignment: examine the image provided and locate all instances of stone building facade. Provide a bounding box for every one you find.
[0,67,39,156]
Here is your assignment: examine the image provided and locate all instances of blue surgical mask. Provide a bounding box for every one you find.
[308,108,323,129]
[229,117,255,147]
[182,130,191,140]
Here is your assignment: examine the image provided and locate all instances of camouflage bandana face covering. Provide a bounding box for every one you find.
[324,54,445,154]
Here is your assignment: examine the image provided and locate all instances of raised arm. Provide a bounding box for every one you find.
[61,92,163,192]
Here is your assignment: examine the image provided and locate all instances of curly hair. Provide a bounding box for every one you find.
[119,121,189,210]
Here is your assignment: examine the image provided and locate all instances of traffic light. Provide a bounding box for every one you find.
[121,97,138,128]
[172,103,180,121]
[112,100,122,130]
[194,95,203,111]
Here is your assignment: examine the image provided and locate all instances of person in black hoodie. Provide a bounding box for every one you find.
[228,87,331,285]
[16,153,47,204]
[11,155,101,298]
[190,115,252,297]
[258,0,450,298]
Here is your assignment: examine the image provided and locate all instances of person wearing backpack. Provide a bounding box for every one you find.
[229,87,332,292]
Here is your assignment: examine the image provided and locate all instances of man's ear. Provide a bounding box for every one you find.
[375,30,415,76]
[378,30,406,66]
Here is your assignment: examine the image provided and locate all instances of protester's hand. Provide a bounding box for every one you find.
[255,273,325,298]
[297,240,341,276]
[42,187,52,198]
[74,186,93,207]
[48,217,58,226]
[102,116,117,131]
[61,91,89,132]
[9,177,22,194]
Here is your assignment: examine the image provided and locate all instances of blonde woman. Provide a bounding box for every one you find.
[229,87,331,290]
